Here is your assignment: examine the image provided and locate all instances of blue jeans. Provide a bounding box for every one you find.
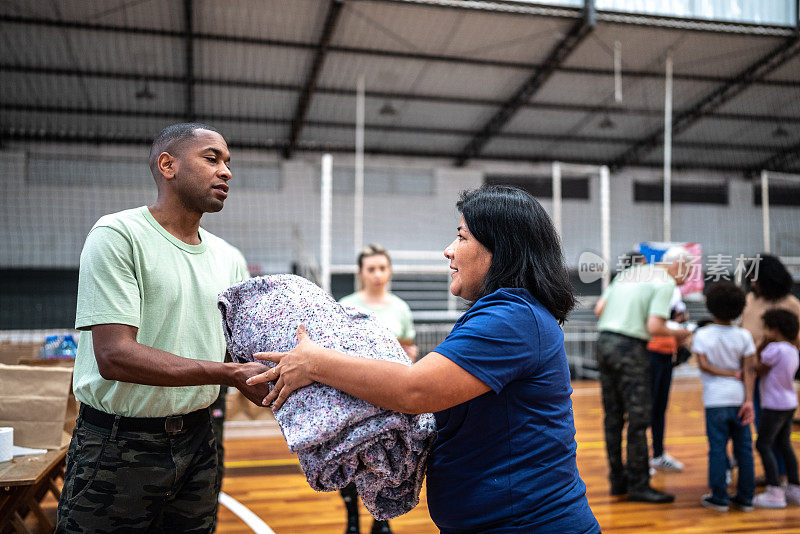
[705,406,755,504]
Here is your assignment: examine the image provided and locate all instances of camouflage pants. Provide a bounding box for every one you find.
[209,385,228,532]
[56,408,218,533]
[597,331,652,492]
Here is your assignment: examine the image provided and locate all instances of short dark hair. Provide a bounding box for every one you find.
[696,318,714,328]
[456,184,575,323]
[149,122,221,177]
[748,254,794,301]
[705,282,746,321]
[762,309,800,341]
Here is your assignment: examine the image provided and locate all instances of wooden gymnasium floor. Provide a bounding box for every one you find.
[217,377,800,534]
[29,377,800,533]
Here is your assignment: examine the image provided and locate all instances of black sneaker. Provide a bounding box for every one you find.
[730,496,754,512]
[610,479,627,496]
[370,520,393,534]
[701,494,729,511]
[628,487,675,503]
[344,516,359,534]
[609,474,627,496]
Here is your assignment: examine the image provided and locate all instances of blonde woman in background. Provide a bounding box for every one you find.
[337,244,417,534]
[340,244,418,361]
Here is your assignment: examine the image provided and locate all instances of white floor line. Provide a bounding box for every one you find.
[218,491,277,534]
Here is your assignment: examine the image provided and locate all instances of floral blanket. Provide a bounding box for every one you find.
[218,274,436,519]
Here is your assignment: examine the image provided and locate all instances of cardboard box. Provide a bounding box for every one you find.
[0,342,40,365]
[0,363,73,449]
[18,359,78,437]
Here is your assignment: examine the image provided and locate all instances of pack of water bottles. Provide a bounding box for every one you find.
[39,334,78,359]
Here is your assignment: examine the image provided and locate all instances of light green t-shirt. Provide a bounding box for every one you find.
[73,206,249,417]
[339,292,415,341]
[597,264,676,341]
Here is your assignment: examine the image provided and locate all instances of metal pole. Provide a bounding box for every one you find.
[614,41,622,103]
[354,73,365,254]
[320,154,333,293]
[762,170,771,253]
[600,165,611,291]
[663,52,673,242]
[584,0,596,26]
[552,161,562,239]
[183,0,194,121]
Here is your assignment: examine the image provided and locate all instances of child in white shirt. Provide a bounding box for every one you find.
[692,283,756,511]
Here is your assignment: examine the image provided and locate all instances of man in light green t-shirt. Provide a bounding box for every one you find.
[594,247,693,505]
[57,123,268,534]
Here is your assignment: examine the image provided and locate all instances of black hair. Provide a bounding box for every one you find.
[456,184,576,323]
[747,254,794,301]
[762,309,800,342]
[705,282,746,321]
[149,122,221,177]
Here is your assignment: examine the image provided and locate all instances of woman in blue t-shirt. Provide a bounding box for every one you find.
[250,185,600,533]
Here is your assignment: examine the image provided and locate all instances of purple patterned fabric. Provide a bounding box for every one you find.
[218,274,436,519]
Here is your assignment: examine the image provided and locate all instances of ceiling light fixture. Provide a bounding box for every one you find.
[379,101,397,116]
[599,114,616,130]
[772,124,789,138]
[135,81,155,100]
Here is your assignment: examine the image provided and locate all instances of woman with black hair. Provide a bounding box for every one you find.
[250,185,599,533]
[741,254,800,348]
[740,254,800,485]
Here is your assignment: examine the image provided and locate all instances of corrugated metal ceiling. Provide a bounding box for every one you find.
[1,0,798,173]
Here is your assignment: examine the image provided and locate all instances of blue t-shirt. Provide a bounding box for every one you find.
[428,288,599,534]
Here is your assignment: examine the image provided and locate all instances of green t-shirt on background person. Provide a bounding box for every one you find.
[597,264,675,341]
[339,292,415,341]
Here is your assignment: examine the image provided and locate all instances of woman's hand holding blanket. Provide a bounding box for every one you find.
[249,324,317,410]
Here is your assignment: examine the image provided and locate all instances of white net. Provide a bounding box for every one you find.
[0,145,320,329]
[764,171,800,258]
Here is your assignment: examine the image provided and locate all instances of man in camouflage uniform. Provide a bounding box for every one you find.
[594,247,693,503]
[56,123,266,533]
